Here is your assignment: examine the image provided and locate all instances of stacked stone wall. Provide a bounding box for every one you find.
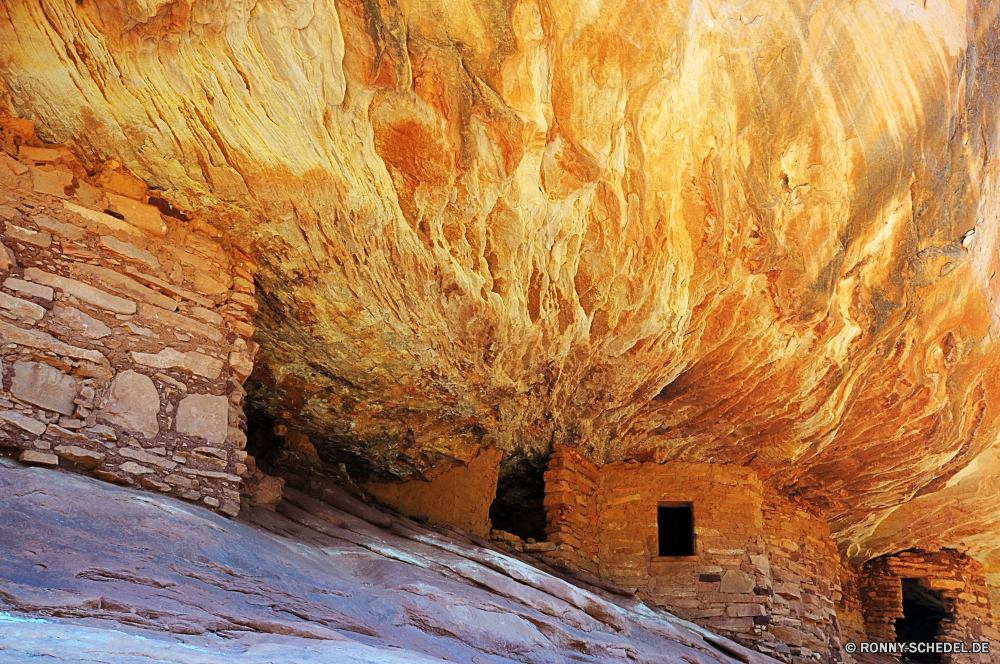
[542,444,599,574]
[860,550,998,663]
[761,492,844,660]
[544,456,849,663]
[990,574,1000,631]
[835,559,867,645]
[0,117,256,516]
[593,460,768,635]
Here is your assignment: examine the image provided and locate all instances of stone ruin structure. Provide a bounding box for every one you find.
[538,445,1000,663]
[859,551,995,663]
[4,0,1000,661]
[0,118,257,516]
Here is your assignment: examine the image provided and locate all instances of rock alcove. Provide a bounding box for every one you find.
[2,0,1000,662]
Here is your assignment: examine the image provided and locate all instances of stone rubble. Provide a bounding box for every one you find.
[0,117,258,517]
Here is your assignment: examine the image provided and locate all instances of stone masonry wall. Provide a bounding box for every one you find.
[761,491,845,660]
[836,560,868,646]
[364,446,504,538]
[592,460,788,655]
[0,117,257,516]
[542,444,599,574]
[860,550,998,664]
[593,460,767,631]
[991,574,1000,633]
[544,457,848,663]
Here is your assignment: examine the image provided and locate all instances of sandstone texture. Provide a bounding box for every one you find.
[364,446,503,537]
[100,370,161,439]
[175,393,229,445]
[10,360,78,416]
[0,458,773,664]
[4,0,1000,660]
[2,0,999,570]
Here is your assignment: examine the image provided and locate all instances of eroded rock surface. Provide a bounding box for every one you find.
[2,0,1000,570]
[0,458,772,664]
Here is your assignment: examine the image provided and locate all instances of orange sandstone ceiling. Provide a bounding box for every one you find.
[2,0,1000,563]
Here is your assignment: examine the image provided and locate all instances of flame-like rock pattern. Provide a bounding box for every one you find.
[3,0,1000,567]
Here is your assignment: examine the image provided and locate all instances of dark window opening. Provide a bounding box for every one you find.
[658,503,694,557]
[896,578,946,664]
[489,454,547,542]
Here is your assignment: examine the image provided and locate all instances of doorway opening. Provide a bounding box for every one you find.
[896,578,946,664]
[489,453,547,542]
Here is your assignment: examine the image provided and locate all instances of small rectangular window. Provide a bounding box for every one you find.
[658,503,694,557]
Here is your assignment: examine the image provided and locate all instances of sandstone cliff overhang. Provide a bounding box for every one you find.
[2,0,1000,570]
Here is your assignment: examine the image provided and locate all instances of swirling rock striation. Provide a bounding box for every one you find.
[2,0,1000,567]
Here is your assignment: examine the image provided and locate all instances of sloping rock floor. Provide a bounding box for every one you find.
[0,457,777,664]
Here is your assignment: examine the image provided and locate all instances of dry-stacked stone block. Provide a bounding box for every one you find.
[761,492,845,660]
[542,444,599,574]
[0,117,257,516]
[836,559,867,646]
[991,579,1000,634]
[542,453,849,663]
[860,550,998,663]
